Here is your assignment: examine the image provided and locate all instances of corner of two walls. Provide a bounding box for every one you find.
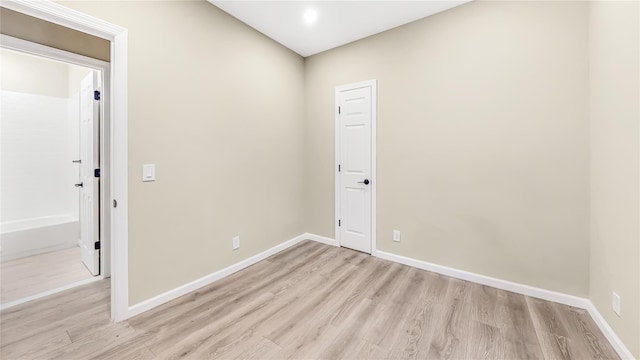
[588,1,640,358]
[55,2,637,355]
[304,0,591,297]
[304,1,640,356]
[61,0,307,305]
[304,1,639,355]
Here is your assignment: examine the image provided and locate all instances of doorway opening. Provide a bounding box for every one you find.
[0,45,107,308]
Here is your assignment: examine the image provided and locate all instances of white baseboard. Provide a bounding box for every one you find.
[122,232,634,360]
[373,249,590,309]
[126,233,309,319]
[371,248,635,360]
[302,232,338,247]
[586,301,636,360]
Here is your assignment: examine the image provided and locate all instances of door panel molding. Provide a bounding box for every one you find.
[335,79,377,254]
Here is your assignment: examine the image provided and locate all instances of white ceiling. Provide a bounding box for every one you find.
[207,1,471,57]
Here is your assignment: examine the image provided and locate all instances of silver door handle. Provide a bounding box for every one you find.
[72,160,81,163]
[75,182,83,188]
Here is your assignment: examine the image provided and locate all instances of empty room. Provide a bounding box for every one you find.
[0,0,638,359]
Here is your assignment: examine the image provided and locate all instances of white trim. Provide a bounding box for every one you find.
[1,0,126,40]
[302,232,339,247]
[0,276,104,311]
[586,301,636,360]
[0,34,109,70]
[302,236,635,360]
[373,249,589,308]
[2,0,130,322]
[334,79,377,255]
[110,29,129,322]
[126,233,310,319]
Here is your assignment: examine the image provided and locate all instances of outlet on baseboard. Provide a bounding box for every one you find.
[232,236,240,250]
[612,292,621,316]
[393,230,401,242]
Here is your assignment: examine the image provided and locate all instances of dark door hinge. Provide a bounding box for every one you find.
[94,169,100,178]
[94,90,101,101]
[94,241,101,250]
[338,219,341,227]
[338,164,341,172]
[338,106,341,114]
[113,199,117,208]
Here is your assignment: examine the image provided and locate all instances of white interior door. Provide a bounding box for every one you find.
[336,81,375,254]
[79,71,100,276]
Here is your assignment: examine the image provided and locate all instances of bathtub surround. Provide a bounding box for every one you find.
[0,216,79,262]
[0,49,92,261]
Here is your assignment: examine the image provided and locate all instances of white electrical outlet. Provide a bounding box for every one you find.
[232,236,240,250]
[393,230,401,242]
[612,292,621,316]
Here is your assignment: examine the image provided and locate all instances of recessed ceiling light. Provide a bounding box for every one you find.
[303,8,317,24]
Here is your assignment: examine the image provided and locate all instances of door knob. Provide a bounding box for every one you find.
[357,179,370,185]
[75,182,83,188]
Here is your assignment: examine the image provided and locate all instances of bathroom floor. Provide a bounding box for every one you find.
[0,247,94,305]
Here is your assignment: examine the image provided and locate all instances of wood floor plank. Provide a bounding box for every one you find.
[527,296,570,337]
[388,272,450,359]
[265,240,324,265]
[468,283,499,327]
[262,263,363,346]
[145,292,277,357]
[554,304,620,360]
[536,330,577,360]
[347,338,391,359]
[127,260,279,330]
[367,267,426,349]
[314,298,385,360]
[210,336,281,360]
[465,320,504,359]
[1,286,110,346]
[325,256,392,328]
[496,290,545,359]
[425,278,472,360]
[0,242,622,360]
[0,325,72,360]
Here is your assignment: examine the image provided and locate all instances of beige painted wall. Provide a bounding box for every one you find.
[305,1,590,296]
[589,1,640,357]
[59,1,306,305]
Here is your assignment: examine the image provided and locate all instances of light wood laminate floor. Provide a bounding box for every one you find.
[0,241,620,359]
[1,247,94,305]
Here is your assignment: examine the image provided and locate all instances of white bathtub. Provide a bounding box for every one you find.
[1,215,79,262]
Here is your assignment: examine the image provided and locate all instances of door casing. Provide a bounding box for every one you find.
[335,79,377,254]
[0,0,129,322]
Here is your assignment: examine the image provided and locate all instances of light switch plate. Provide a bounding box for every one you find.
[393,230,401,242]
[142,164,155,182]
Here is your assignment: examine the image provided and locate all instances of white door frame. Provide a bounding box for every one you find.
[1,0,130,322]
[335,79,377,254]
